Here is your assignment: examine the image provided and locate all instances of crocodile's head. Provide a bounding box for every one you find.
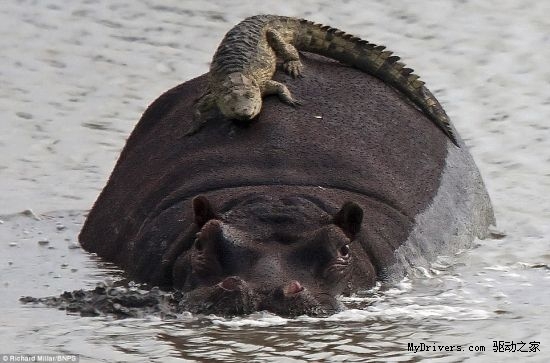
[218,73,262,121]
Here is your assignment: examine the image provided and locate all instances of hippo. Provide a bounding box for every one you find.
[79,53,494,316]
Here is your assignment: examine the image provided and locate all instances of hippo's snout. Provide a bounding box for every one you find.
[255,281,337,317]
[282,280,304,296]
[182,276,337,317]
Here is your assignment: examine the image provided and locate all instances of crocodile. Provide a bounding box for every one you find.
[186,14,459,146]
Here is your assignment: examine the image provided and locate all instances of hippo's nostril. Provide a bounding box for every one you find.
[218,276,244,292]
[283,280,304,296]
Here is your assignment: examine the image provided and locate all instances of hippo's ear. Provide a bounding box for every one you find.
[333,201,363,238]
[192,195,218,227]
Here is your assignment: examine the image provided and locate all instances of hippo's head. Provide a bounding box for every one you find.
[171,194,372,317]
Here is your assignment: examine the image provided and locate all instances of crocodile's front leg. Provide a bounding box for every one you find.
[185,91,216,136]
[266,29,303,78]
[262,80,301,106]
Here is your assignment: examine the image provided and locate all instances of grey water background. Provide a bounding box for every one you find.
[1,0,549,362]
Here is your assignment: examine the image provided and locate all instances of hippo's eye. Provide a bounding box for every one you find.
[339,244,350,257]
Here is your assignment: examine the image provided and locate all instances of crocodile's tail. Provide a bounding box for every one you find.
[294,18,459,147]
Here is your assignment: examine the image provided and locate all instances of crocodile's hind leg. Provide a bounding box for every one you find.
[266,29,303,78]
[184,91,216,136]
[262,80,302,106]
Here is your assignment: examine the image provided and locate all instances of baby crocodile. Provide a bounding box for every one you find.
[187,15,458,146]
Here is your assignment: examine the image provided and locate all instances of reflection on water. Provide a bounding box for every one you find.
[1,0,549,362]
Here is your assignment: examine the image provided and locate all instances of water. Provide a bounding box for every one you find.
[1,1,549,362]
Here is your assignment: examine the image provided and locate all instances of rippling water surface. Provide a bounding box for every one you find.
[1,1,549,362]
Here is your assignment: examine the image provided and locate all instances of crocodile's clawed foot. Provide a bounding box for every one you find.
[283,60,304,78]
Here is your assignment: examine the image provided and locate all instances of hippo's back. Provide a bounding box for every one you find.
[79,53,493,278]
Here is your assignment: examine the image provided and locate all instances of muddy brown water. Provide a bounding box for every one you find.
[1,1,549,362]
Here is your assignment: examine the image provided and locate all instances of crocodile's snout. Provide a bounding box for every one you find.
[219,91,262,121]
[230,103,261,120]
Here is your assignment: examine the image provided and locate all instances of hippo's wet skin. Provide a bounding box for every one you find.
[169,195,371,316]
[79,54,494,316]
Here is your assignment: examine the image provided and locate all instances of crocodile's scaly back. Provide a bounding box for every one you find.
[294,19,457,145]
[210,15,275,79]
[191,15,458,146]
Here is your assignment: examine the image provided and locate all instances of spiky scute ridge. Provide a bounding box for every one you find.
[208,15,458,146]
[296,18,424,87]
[296,18,457,145]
